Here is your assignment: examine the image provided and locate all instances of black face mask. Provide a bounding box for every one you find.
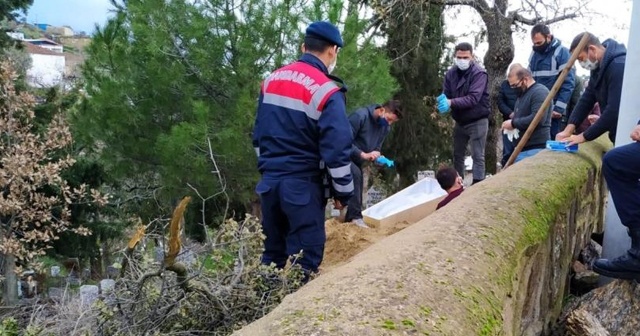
[510,80,526,96]
[532,40,550,53]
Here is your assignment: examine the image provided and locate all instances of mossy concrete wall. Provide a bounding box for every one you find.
[234,137,611,336]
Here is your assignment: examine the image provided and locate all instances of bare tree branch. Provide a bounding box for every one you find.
[513,12,578,25]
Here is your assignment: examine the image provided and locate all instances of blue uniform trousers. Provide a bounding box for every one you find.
[603,142,640,232]
[256,176,326,273]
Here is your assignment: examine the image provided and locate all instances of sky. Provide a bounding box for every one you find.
[25,0,113,35]
[24,0,633,76]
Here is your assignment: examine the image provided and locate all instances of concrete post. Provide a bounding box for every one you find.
[600,0,640,284]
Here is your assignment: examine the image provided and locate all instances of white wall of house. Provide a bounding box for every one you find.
[27,54,65,87]
[37,44,64,53]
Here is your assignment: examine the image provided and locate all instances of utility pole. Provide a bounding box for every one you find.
[599,0,640,285]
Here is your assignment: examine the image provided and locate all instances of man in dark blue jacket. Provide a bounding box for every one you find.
[528,24,576,140]
[345,100,402,228]
[558,32,626,146]
[498,79,518,166]
[439,42,491,184]
[252,21,353,279]
[593,121,640,280]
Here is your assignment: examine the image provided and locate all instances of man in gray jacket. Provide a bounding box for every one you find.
[501,64,551,162]
[345,100,403,228]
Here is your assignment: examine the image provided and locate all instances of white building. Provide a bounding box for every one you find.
[6,32,25,40]
[24,43,65,88]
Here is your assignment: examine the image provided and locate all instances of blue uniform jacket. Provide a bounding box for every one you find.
[528,37,576,114]
[252,53,354,203]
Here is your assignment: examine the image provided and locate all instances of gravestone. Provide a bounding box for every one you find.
[106,265,119,279]
[154,247,165,263]
[365,186,386,209]
[177,248,197,266]
[50,266,61,277]
[416,170,435,181]
[67,276,81,286]
[48,287,65,302]
[80,285,99,306]
[100,279,116,294]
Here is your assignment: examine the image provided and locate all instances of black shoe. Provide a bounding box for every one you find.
[592,252,640,280]
[472,179,484,185]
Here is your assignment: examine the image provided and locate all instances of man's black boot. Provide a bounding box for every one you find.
[472,179,484,185]
[593,229,640,280]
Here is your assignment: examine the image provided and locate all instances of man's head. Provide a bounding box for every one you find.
[302,21,343,74]
[531,24,552,54]
[507,63,534,95]
[376,100,403,126]
[453,42,474,71]
[570,32,604,71]
[436,166,463,193]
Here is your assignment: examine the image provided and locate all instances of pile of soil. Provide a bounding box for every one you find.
[321,218,411,272]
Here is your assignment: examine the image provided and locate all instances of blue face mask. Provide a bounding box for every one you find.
[378,114,389,127]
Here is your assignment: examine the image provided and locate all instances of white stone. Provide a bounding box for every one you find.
[79,285,99,306]
[100,279,116,293]
[416,170,435,181]
[50,266,61,277]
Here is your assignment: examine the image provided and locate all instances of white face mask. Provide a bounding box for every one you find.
[328,58,337,74]
[455,58,471,71]
[579,57,599,71]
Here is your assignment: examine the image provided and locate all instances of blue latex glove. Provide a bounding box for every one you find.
[375,156,395,167]
[436,94,450,113]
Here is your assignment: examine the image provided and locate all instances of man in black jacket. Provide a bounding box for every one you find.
[593,122,640,280]
[345,100,403,228]
[557,32,626,146]
[497,79,518,166]
[501,64,551,162]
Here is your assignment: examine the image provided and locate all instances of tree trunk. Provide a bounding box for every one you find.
[2,253,18,305]
[480,11,515,175]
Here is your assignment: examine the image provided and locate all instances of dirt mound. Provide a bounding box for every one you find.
[321,218,411,272]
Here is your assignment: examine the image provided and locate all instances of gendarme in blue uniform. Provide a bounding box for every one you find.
[252,23,353,274]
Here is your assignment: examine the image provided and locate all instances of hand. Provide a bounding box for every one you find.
[361,151,381,161]
[333,199,345,210]
[587,114,600,125]
[631,125,640,142]
[555,130,572,141]
[552,111,563,119]
[501,120,514,131]
[565,133,586,146]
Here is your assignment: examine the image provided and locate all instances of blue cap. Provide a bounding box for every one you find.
[305,21,344,48]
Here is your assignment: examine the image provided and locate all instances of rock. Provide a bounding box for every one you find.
[154,247,164,263]
[80,285,99,306]
[555,280,640,335]
[572,270,600,295]
[50,266,61,277]
[580,240,602,268]
[572,260,588,273]
[67,276,81,286]
[566,309,610,336]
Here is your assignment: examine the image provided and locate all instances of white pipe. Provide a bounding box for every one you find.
[600,0,640,285]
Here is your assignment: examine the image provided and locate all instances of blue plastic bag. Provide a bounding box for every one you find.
[546,140,579,153]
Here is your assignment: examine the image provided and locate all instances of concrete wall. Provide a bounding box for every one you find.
[27,53,65,88]
[234,137,611,336]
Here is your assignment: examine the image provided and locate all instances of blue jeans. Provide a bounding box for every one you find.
[603,142,640,232]
[256,176,326,272]
[515,148,544,163]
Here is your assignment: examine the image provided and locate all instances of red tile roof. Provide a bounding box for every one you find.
[23,42,63,56]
